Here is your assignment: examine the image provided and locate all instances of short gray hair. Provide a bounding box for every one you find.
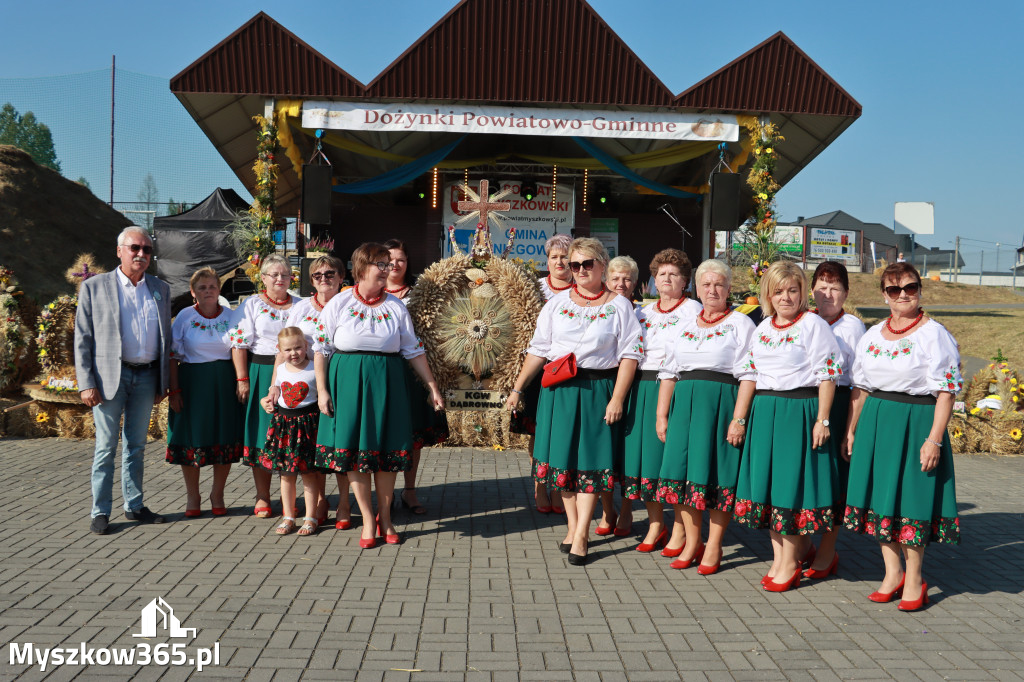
[545,233,572,255]
[607,255,639,282]
[259,253,290,276]
[694,259,732,288]
[117,226,151,246]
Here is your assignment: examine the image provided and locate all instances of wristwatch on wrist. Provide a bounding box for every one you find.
[733,417,747,426]
[817,418,830,427]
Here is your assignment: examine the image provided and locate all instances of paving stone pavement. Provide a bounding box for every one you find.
[0,438,1022,681]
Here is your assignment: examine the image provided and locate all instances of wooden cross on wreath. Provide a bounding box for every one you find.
[456,179,512,260]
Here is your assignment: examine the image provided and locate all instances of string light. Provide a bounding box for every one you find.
[551,164,557,211]
[582,168,588,212]
[432,167,439,209]
[463,167,469,200]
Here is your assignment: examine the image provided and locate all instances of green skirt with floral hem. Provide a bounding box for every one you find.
[166,360,243,466]
[404,363,450,449]
[843,394,959,546]
[533,372,622,493]
[314,352,413,474]
[621,378,666,501]
[734,393,838,534]
[656,378,741,512]
[830,386,852,516]
[240,359,275,466]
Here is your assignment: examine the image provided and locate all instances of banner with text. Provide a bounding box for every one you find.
[441,181,573,262]
[808,227,859,262]
[303,102,740,141]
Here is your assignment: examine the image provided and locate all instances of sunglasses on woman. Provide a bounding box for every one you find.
[125,244,153,255]
[311,270,337,281]
[568,259,596,273]
[884,282,920,297]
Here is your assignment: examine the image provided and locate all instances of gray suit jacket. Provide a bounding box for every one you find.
[74,270,172,401]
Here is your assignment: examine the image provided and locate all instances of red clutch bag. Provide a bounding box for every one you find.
[541,353,577,388]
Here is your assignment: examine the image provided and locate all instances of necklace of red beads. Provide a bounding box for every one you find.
[262,291,290,306]
[656,295,687,314]
[353,285,383,306]
[193,304,222,319]
[385,284,409,296]
[814,309,845,326]
[547,275,571,292]
[572,284,605,302]
[886,308,924,335]
[310,293,326,311]
[771,310,805,330]
[698,308,731,325]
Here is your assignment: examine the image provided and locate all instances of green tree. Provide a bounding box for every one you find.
[77,176,91,190]
[136,173,159,229]
[0,103,61,172]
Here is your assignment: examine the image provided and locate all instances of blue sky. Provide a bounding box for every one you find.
[1,1,1020,270]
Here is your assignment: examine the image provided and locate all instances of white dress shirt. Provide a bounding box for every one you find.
[115,267,160,364]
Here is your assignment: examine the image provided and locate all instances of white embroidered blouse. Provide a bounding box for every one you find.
[658,310,756,380]
[289,297,328,346]
[312,288,425,359]
[228,293,302,356]
[526,290,644,369]
[169,305,234,364]
[274,360,319,410]
[739,311,843,390]
[538,276,572,301]
[636,297,703,372]
[822,312,866,388]
[850,319,963,396]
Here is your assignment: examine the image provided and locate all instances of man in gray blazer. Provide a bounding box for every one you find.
[75,226,172,535]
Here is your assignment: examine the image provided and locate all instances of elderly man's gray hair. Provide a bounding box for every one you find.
[117,226,151,246]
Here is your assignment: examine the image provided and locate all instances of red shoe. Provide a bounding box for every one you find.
[359,536,377,549]
[897,581,929,612]
[761,574,771,586]
[254,504,272,518]
[764,567,801,592]
[184,508,202,518]
[868,575,905,603]
[551,505,565,514]
[697,548,723,575]
[661,544,684,558]
[385,533,401,545]
[670,543,705,569]
[536,505,553,514]
[613,524,632,537]
[210,507,227,517]
[636,529,668,553]
[801,544,817,568]
[803,551,839,579]
[335,518,352,530]
[595,513,618,536]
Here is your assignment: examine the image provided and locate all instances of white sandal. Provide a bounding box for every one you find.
[297,517,319,536]
[275,517,296,535]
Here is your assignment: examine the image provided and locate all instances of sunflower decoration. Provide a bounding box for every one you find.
[1011,428,1023,442]
[951,426,963,440]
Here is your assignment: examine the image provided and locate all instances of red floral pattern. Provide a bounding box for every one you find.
[532,460,615,493]
[733,499,834,535]
[623,476,658,502]
[843,505,960,546]
[260,411,320,474]
[315,445,411,473]
[655,480,736,512]
[412,423,450,450]
[165,443,241,467]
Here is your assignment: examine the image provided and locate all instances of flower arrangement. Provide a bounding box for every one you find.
[306,235,334,254]
[232,115,280,288]
[36,295,78,380]
[734,120,786,297]
[950,357,1024,455]
[0,265,31,393]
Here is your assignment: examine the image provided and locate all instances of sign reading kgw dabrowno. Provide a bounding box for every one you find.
[303,102,741,141]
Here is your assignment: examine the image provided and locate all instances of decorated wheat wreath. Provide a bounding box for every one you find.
[0,265,31,393]
[950,360,1024,455]
[407,184,546,446]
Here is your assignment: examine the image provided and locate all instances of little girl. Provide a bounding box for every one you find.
[260,326,321,536]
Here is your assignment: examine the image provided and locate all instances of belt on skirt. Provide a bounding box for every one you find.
[677,369,738,386]
[870,390,937,405]
[756,387,818,400]
[546,366,618,381]
[249,353,276,365]
[635,370,660,382]
[276,403,320,417]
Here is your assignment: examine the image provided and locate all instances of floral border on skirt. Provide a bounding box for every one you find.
[166,443,241,467]
[843,505,960,546]
[533,460,615,493]
[655,479,736,512]
[315,445,411,473]
[733,499,834,535]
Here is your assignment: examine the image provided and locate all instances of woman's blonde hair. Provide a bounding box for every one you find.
[189,266,220,292]
[607,255,639,282]
[759,261,807,317]
[694,259,731,289]
[568,237,610,269]
[309,255,346,283]
[259,253,290,277]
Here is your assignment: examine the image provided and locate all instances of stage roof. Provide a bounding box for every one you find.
[171,0,861,216]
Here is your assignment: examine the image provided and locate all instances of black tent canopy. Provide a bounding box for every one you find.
[154,187,249,301]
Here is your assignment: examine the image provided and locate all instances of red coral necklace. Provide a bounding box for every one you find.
[886,308,924,335]
[193,304,222,319]
[814,309,845,326]
[573,284,605,301]
[698,308,731,325]
[385,284,409,296]
[311,293,325,311]
[547,275,571,292]
[771,310,805,330]
[656,295,686,314]
[262,291,290,306]
[353,285,382,306]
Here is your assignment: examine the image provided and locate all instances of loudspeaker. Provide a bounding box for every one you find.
[299,257,315,297]
[302,165,333,224]
[707,172,740,231]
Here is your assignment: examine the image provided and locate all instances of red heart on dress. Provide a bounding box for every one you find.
[281,381,309,409]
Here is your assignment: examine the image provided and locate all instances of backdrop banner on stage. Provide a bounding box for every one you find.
[441,181,574,261]
[303,101,740,141]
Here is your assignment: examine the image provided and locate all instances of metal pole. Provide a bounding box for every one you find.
[953,236,960,283]
[923,255,927,276]
[979,251,984,286]
[109,55,115,207]
[948,252,952,282]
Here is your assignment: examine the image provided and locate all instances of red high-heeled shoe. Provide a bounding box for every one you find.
[897,581,929,612]
[868,575,905,603]
[359,536,377,549]
[803,551,839,579]
[761,574,771,586]
[536,505,553,514]
[184,508,202,518]
[764,567,801,592]
[385,533,401,545]
[635,528,668,553]
[661,544,684,558]
[670,543,705,569]
[595,513,618,536]
[551,505,565,514]
[697,549,723,575]
[801,544,817,568]
[335,517,352,530]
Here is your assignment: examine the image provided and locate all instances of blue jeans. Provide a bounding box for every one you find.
[90,365,159,517]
